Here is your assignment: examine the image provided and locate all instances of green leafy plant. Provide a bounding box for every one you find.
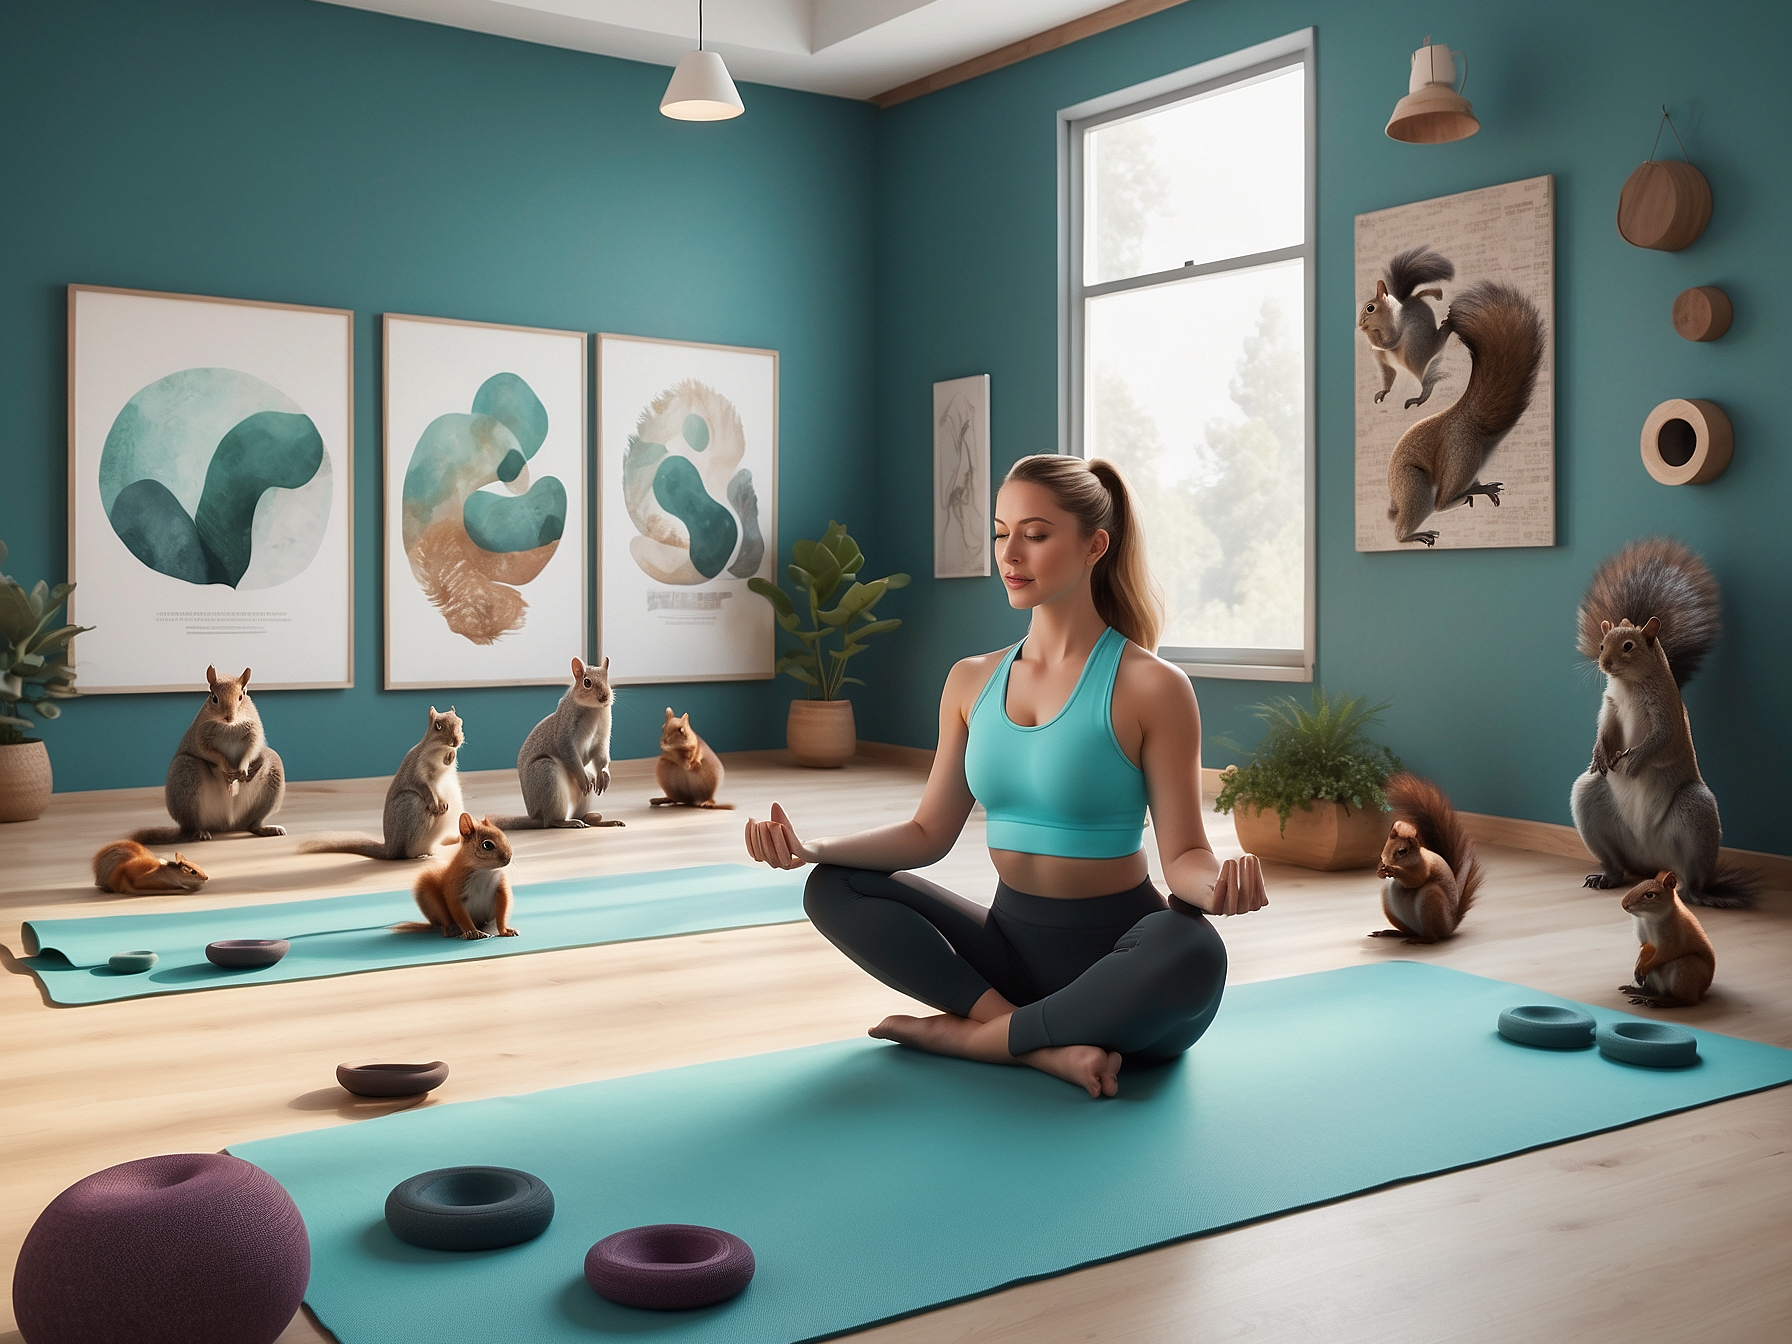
[0,541,92,745]
[748,521,909,700]
[1212,688,1401,833]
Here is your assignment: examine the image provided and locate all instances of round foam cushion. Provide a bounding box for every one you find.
[585,1224,756,1310]
[1497,1004,1595,1050]
[1598,1020,1699,1068]
[205,939,289,969]
[337,1061,450,1098]
[108,950,158,974]
[384,1167,554,1251]
[12,1152,309,1344]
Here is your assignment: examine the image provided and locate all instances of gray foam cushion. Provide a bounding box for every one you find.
[205,939,289,969]
[384,1167,553,1251]
[1497,1004,1595,1050]
[1598,1020,1699,1068]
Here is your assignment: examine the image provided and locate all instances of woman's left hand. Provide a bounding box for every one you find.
[1204,854,1268,916]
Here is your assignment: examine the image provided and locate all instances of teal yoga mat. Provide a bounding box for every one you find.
[17,865,806,1005]
[229,962,1792,1344]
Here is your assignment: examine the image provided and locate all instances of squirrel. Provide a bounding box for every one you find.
[1617,871,1716,1008]
[494,657,626,831]
[1570,538,1756,908]
[1369,773,1482,944]
[301,707,465,859]
[1385,281,1544,546]
[649,707,731,809]
[393,813,517,940]
[1359,245,1456,409]
[131,666,286,844]
[92,839,209,895]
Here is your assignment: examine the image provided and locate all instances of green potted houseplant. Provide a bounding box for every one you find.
[1212,688,1401,870]
[0,541,92,822]
[748,521,908,767]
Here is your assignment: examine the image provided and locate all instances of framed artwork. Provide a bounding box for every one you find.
[1353,175,1555,551]
[933,374,991,578]
[66,285,353,692]
[383,314,588,689]
[597,334,777,685]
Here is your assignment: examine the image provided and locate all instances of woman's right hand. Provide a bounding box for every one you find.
[744,802,818,869]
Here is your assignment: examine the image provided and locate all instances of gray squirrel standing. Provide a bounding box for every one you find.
[494,657,625,830]
[132,666,286,843]
[1570,538,1757,908]
[300,707,465,859]
[1359,245,1456,408]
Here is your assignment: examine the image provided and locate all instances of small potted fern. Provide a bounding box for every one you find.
[0,541,92,822]
[1213,688,1400,870]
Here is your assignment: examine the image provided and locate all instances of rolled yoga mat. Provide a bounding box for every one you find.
[16,865,806,1006]
[227,962,1792,1344]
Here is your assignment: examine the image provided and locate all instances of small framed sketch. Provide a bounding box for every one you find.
[67,285,354,692]
[933,374,991,578]
[383,314,588,689]
[597,334,777,685]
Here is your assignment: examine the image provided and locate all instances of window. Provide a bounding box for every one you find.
[1061,31,1314,680]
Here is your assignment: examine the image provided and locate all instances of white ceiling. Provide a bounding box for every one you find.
[315,0,1128,100]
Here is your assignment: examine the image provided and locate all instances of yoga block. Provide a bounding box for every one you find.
[12,1152,309,1344]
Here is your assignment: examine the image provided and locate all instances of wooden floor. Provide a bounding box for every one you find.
[1,752,1787,1344]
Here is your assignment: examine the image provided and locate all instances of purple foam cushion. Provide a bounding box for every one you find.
[337,1061,450,1098]
[585,1224,755,1311]
[12,1152,309,1344]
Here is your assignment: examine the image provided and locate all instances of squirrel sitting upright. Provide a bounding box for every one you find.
[1570,538,1756,909]
[394,813,517,940]
[301,707,465,859]
[495,657,625,831]
[1359,245,1455,409]
[132,666,285,844]
[92,839,209,895]
[1385,281,1544,546]
[1618,871,1716,1008]
[1370,773,1481,944]
[649,707,731,809]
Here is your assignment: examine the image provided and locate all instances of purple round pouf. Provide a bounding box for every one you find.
[585,1224,755,1311]
[12,1153,309,1344]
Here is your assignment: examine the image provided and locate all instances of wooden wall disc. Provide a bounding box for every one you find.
[1672,286,1732,341]
[1640,398,1732,485]
[1617,160,1712,250]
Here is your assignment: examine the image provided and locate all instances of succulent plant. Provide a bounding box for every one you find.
[0,541,92,745]
[748,521,908,700]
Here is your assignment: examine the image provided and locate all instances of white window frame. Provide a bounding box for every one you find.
[1058,28,1316,682]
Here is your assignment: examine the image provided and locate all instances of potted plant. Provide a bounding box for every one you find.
[748,521,908,767]
[0,541,92,822]
[1212,688,1401,870]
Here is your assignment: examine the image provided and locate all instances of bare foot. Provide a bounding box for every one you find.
[1018,1044,1123,1099]
[869,1013,1122,1098]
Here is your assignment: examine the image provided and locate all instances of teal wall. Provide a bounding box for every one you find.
[0,0,875,791]
[867,0,1792,852]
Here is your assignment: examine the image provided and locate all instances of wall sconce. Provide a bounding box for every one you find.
[1386,38,1479,143]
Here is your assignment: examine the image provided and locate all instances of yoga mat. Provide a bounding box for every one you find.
[16,865,806,1005]
[229,962,1792,1344]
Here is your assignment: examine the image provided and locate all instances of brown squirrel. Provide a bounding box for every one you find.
[1618,871,1716,1008]
[92,839,209,895]
[1359,245,1455,408]
[1369,773,1482,943]
[1385,281,1545,546]
[1570,539,1757,908]
[394,813,517,940]
[132,666,286,843]
[649,707,731,809]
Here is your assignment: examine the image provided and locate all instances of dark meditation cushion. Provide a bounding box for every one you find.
[384,1167,554,1251]
[205,939,289,969]
[12,1152,309,1344]
[584,1224,756,1311]
[1496,1004,1595,1050]
[336,1061,450,1098]
[107,950,158,974]
[1597,1020,1699,1068]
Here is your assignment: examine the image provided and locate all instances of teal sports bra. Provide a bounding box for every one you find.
[962,626,1148,859]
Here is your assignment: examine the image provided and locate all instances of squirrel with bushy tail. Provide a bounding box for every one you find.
[1570,538,1757,909]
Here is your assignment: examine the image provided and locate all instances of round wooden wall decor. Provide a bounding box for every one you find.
[1618,159,1712,250]
[1640,398,1732,485]
[1671,286,1732,341]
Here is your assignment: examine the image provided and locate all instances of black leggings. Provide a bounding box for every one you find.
[804,865,1227,1065]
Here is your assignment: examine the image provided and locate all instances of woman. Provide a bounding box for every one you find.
[744,455,1267,1098]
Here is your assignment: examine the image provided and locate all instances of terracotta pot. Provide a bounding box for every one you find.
[0,739,52,823]
[786,699,856,768]
[1231,797,1388,871]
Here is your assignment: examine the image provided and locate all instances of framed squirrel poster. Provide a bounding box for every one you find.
[1353,175,1555,551]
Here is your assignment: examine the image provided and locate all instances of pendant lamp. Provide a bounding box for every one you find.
[1386,38,1478,143]
[661,0,743,121]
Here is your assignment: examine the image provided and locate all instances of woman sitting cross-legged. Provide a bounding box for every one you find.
[744,454,1267,1099]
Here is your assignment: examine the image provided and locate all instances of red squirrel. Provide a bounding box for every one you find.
[649,707,731,809]
[92,839,209,895]
[1618,871,1716,1008]
[1370,773,1481,944]
[394,814,517,940]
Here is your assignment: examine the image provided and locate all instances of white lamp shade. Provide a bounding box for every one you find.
[661,50,744,121]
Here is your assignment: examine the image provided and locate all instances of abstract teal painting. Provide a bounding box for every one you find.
[622,379,764,585]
